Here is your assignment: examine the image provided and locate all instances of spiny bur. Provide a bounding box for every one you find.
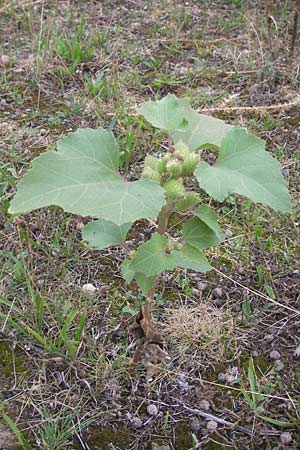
[182,152,199,176]
[166,159,182,179]
[174,140,190,160]
[174,191,200,212]
[163,178,186,200]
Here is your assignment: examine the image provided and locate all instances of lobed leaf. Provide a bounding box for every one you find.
[137,94,188,133]
[82,219,132,249]
[171,106,233,151]
[123,233,211,280]
[121,259,156,296]
[138,93,233,150]
[183,205,225,249]
[195,128,291,212]
[9,128,166,225]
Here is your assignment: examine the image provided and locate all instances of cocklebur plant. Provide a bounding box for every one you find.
[9,94,291,300]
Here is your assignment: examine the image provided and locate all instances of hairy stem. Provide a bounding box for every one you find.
[157,200,173,235]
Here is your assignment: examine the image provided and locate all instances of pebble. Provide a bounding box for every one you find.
[81,283,97,294]
[280,431,292,445]
[206,420,218,432]
[192,288,200,296]
[131,417,143,428]
[264,334,274,342]
[218,372,226,382]
[151,444,170,450]
[198,400,210,411]
[196,282,207,291]
[274,359,284,371]
[225,374,236,385]
[225,229,233,237]
[293,344,300,358]
[190,417,201,433]
[270,350,281,360]
[0,54,10,66]
[212,287,223,298]
[147,404,158,416]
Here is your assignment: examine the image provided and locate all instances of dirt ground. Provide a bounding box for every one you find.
[0,1,300,449]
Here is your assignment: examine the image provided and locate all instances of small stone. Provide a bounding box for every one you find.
[225,374,236,385]
[274,359,284,371]
[218,372,226,382]
[131,417,143,428]
[51,247,60,256]
[192,288,200,296]
[196,282,207,291]
[147,404,158,416]
[206,420,218,432]
[264,334,274,342]
[293,344,300,358]
[251,350,259,357]
[213,297,225,307]
[190,417,201,433]
[151,444,170,450]
[270,350,281,360]
[82,283,97,294]
[0,54,10,66]
[40,128,47,135]
[212,287,223,298]
[225,229,233,237]
[198,400,210,411]
[280,431,292,445]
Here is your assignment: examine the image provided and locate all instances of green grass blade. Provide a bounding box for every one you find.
[74,310,86,341]
[257,414,299,429]
[2,410,33,450]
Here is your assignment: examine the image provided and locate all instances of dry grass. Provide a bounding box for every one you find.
[164,303,234,366]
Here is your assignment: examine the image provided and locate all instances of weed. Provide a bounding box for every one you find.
[52,19,97,75]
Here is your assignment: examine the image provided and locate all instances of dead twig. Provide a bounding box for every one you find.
[200,99,300,114]
[177,401,251,434]
[290,2,300,60]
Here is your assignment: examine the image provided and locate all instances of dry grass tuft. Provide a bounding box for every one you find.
[164,303,234,366]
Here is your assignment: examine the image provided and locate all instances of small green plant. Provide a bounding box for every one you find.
[241,357,300,429]
[9,94,291,315]
[1,407,33,450]
[52,19,97,75]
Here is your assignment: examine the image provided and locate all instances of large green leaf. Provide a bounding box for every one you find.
[124,233,211,278]
[137,94,188,133]
[195,128,291,212]
[138,94,232,150]
[9,128,166,225]
[82,219,131,249]
[121,260,156,296]
[183,205,225,249]
[171,106,233,151]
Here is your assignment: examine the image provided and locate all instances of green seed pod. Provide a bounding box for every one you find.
[163,179,185,200]
[174,191,200,212]
[174,140,190,160]
[182,152,199,176]
[142,166,161,182]
[162,152,172,163]
[166,159,182,179]
[144,155,160,171]
[157,158,166,175]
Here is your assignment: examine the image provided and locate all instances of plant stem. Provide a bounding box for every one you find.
[157,200,173,235]
[146,200,173,301]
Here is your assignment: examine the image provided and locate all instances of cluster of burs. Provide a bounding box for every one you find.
[142,140,200,212]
